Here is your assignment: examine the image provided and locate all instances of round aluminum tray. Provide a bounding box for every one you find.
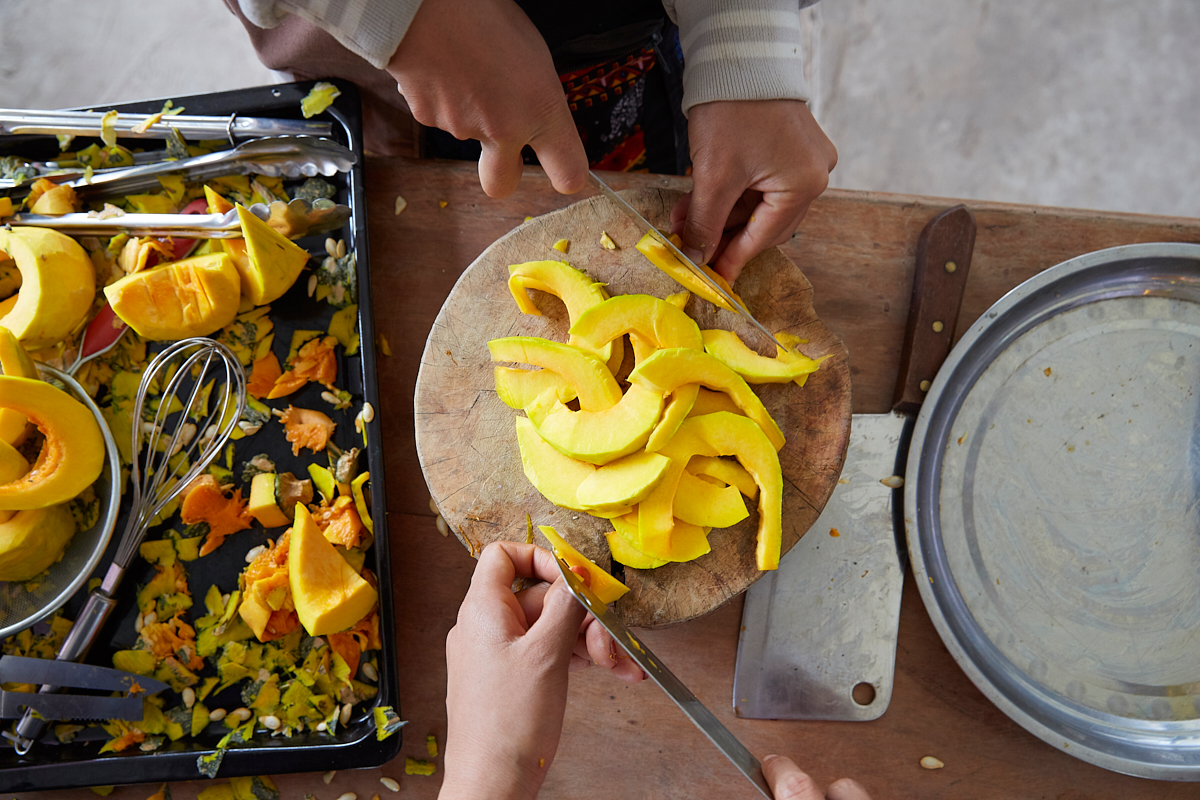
[907,242,1200,780]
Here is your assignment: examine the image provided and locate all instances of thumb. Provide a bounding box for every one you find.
[526,577,588,665]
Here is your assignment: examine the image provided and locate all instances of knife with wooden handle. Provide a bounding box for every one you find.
[733,205,977,720]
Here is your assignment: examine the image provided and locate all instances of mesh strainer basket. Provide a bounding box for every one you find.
[0,365,121,639]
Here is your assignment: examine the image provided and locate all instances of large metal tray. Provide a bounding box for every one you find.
[907,242,1200,780]
[0,81,400,790]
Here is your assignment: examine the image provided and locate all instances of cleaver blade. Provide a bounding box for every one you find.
[733,205,977,720]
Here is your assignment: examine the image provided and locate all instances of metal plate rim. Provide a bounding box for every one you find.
[906,241,1200,781]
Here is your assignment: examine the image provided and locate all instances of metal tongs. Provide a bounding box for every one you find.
[1,136,356,199]
[0,655,168,725]
[0,108,332,144]
[8,198,352,239]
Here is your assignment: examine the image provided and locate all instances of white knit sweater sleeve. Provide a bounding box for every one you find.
[236,0,421,69]
[662,0,814,113]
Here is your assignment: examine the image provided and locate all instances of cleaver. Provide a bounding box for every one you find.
[733,205,976,720]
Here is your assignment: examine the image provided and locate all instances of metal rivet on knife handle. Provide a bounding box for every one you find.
[892,205,977,414]
[920,380,931,392]
[932,321,944,333]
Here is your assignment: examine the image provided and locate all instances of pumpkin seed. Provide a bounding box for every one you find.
[380,777,399,792]
[209,708,227,722]
[323,770,336,784]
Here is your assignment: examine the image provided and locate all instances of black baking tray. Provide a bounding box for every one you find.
[0,81,400,791]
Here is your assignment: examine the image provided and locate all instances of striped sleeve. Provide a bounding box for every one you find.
[663,0,815,114]
[236,0,421,68]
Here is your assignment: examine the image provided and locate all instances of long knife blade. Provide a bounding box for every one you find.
[588,171,789,353]
[555,558,772,799]
[733,205,977,720]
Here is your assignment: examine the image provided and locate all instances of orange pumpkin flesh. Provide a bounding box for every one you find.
[182,475,253,557]
[0,376,105,510]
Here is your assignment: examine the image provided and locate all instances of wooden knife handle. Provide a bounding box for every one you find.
[892,205,976,414]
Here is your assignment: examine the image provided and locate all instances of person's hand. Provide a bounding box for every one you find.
[762,755,873,800]
[439,542,643,800]
[386,0,587,199]
[671,99,838,283]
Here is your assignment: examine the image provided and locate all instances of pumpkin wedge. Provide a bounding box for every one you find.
[0,376,105,510]
[289,503,378,636]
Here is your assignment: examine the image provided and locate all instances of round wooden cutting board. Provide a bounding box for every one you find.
[414,188,851,627]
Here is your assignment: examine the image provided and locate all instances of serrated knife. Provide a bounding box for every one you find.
[0,655,168,721]
[733,205,977,720]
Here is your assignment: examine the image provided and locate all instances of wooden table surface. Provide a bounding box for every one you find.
[36,159,1200,799]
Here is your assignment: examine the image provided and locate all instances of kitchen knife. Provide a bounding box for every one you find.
[588,171,789,353]
[733,205,976,720]
[554,557,773,799]
[0,655,169,721]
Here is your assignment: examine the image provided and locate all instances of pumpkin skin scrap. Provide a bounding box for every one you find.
[0,376,106,510]
[0,227,96,348]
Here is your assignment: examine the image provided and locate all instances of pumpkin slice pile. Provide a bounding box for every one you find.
[489,260,826,572]
[0,327,106,581]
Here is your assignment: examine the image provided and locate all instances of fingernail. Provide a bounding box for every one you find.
[762,754,779,765]
[682,246,704,264]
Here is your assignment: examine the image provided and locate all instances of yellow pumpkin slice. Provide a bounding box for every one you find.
[702,328,827,384]
[289,503,378,636]
[494,366,577,410]
[539,524,629,604]
[0,503,77,581]
[0,327,38,447]
[0,227,96,348]
[489,336,621,411]
[507,260,618,371]
[526,383,663,466]
[634,232,742,313]
[575,450,671,510]
[606,516,668,570]
[237,204,310,304]
[628,348,785,451]
[0,376,105,510]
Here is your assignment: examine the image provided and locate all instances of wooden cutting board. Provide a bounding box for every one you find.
[414,188,852,627]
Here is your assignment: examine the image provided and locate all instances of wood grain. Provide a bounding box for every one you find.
[413,187,852,627]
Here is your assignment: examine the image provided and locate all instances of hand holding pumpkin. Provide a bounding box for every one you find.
[441,542,642,800]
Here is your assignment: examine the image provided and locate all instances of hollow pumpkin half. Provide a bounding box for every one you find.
[0,376,105,510]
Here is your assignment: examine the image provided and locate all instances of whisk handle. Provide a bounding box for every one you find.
[10,590,118,754]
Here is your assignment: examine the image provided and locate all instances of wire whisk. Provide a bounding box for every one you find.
[11,337,247,754]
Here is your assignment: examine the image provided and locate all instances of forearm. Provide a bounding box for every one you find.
[235,0,421,67]
[662,0,814,112]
